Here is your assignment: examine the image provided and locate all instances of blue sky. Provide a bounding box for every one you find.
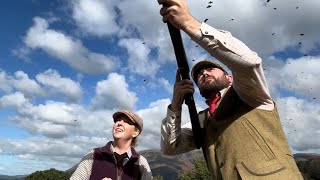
[0,0,319,176]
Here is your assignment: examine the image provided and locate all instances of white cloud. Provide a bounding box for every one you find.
[158,77,173,94]
[280,57,320,98]
[118,38,160,77]
[7,100,116,139]
[0,70,43,97]
[266,56,320,100]
[36,69,83,102]
[0,137,107,175]
[0,69,82,103]
[12,71,43,97]
[0,70,43,98]
[277,97,320,152]
[0,92,31,109]
[0,70,13,93]
[90,73,138,110]
[71,0,119,36]
[23,17,118,74]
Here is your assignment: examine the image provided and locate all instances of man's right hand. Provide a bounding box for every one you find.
[170,68,195,112]
[158,0,201,36]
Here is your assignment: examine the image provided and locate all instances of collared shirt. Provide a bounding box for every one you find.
[70,142,152,180]
[161,22,275,155]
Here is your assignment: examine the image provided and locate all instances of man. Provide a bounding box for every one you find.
[71,110,153,180]
[158,0,303,179]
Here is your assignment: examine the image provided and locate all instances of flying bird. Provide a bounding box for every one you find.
[204,18,209,22]
[273,8,277,10]
[208,1,213,4]
[267,0,270,2]
[207,5,212,8]
[300,33,304,36]
[229,18,234,21]
[272,33,275,35]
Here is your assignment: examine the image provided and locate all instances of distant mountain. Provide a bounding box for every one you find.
[0,175,25,180]
[139,149,203,179]
[294,153,320,179]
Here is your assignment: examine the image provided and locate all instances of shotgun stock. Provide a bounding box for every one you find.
[166,22,202,149]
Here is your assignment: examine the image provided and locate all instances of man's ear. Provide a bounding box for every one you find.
[226,75,233,85]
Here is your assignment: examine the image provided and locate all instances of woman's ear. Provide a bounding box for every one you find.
[132,129,140,138]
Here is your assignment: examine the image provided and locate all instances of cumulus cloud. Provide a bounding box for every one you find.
[118,38,160,77]
[12,71,43,96]
[22,17,118,74]
[0,70,13,93]
[0,92,31,109]
[71,0,119,36]
[0,69,83,103]
[280,57,319,99]
[0,70,43,96]
[0,137,107,175]
[265,56,320,100]
[158,77,173,94]
[90,73,138,110]
[277,97,320,152]
[36,69,83,102]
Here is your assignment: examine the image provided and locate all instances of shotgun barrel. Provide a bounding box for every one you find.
[166,22,202,149]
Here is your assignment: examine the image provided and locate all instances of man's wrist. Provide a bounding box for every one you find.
[183,18,202,38]
[169,104,181,112]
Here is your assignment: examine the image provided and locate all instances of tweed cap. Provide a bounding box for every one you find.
[113,110,143,132]
[191,60,227,83]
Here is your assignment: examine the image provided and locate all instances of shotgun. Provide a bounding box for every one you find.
[166,22,202,149]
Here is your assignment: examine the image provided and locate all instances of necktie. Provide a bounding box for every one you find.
[209,94,221,116]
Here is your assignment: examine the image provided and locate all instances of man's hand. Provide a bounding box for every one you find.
[171,69,195,112]
[158,0,201,35]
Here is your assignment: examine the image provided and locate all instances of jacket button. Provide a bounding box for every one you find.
[219,162,224,168]
[205,31,208,34]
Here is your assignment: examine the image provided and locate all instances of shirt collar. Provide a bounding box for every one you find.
[205,86,229,106]
[110,142,133,158]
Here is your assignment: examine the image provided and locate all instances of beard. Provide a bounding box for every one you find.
[198,75,230,99]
